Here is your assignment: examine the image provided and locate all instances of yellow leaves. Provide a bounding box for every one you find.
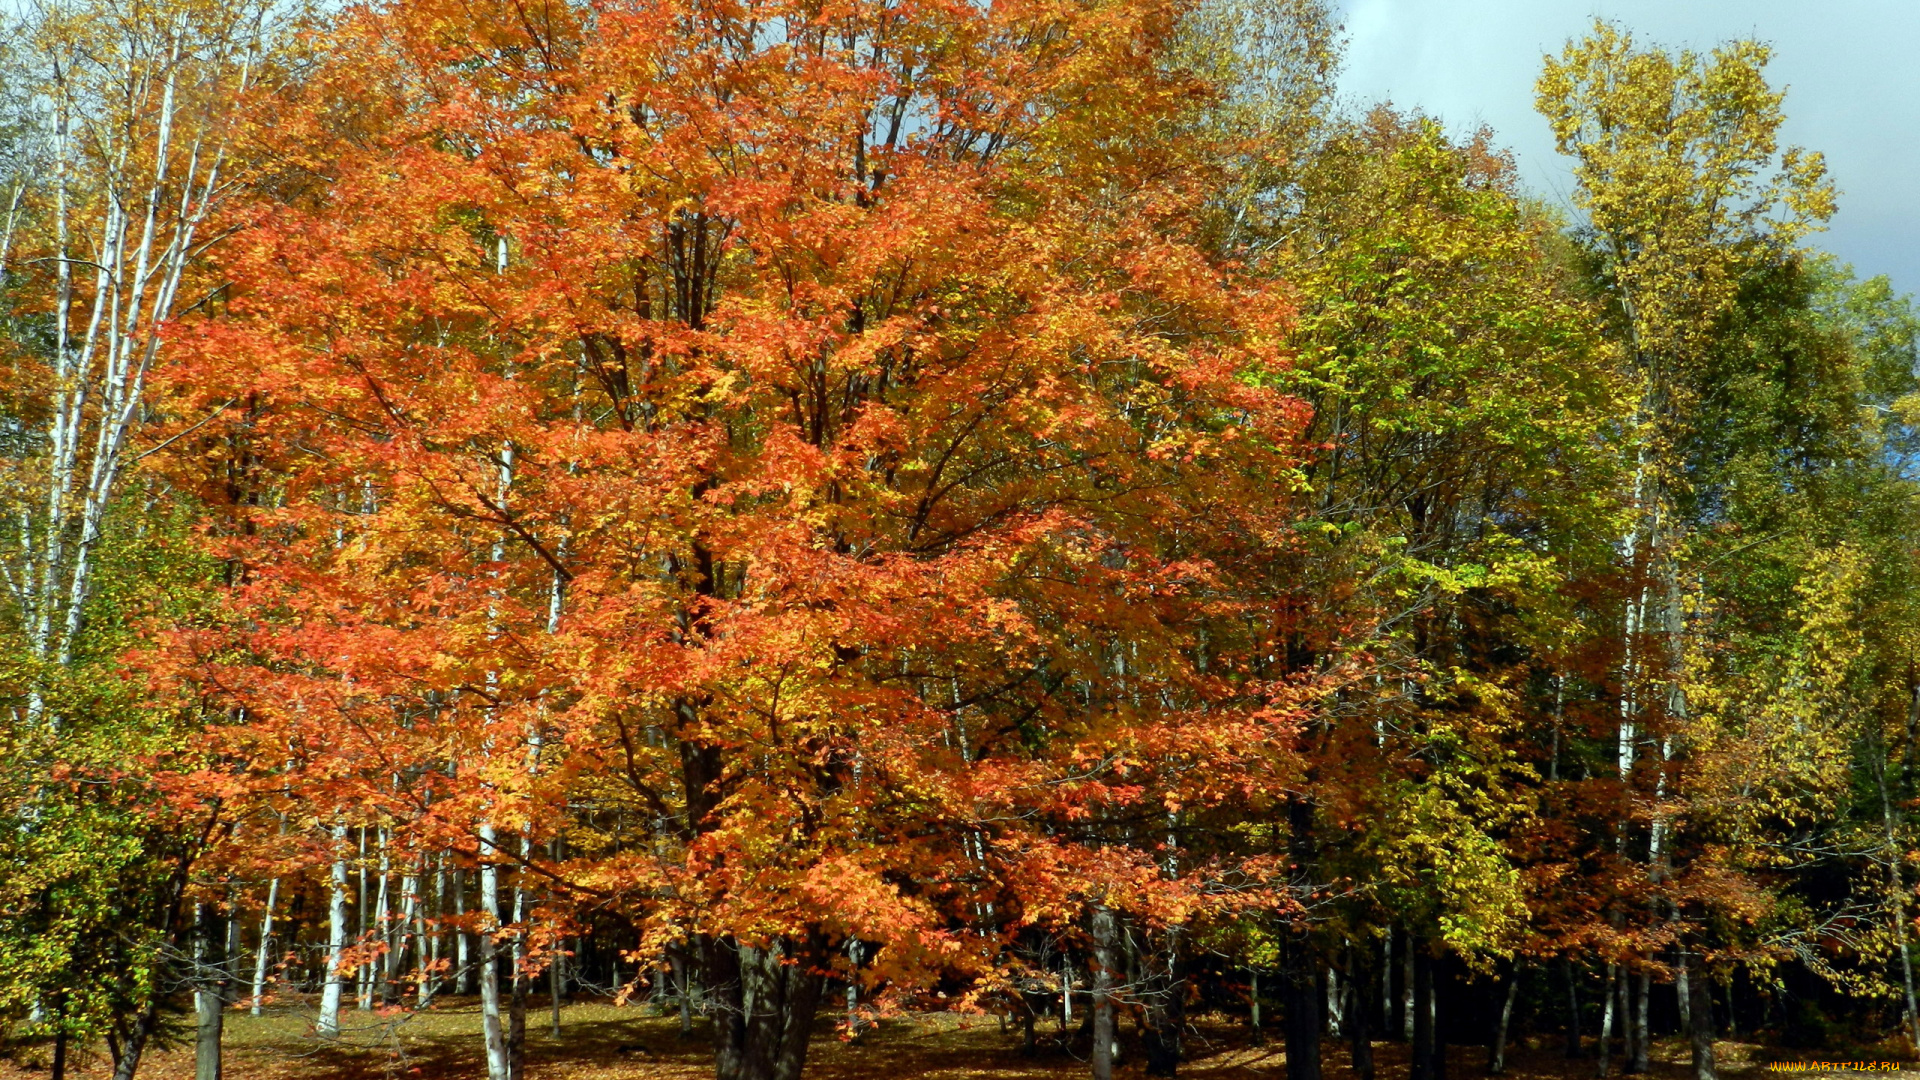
[1781,147,1838,227]
[1538,19,1834,372]
[1683,543,1870,840]
[1378,773,1529,959]
[1792,544,1871,684]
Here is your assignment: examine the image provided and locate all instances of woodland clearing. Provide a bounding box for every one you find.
[1,1004,1908,1080]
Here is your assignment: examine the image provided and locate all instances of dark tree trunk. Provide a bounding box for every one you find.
[1410,945,1435,1080]
[672,943,696,1038]
[1628,970,1651,1074]
[1617,969,1636,1075]
[681,726,833,1080]
[109,1000,161,1080]
[550,945,563,1037]
[1348,943,1375,1080]
[1143,931,1185,1077]
[1688,961,1716,1080]
[50,991,71,1080]
[1725,970,1739,1039]
[1318,966,1333,1037]
[1250,969,1263,1040]
[1564,959,1583,1058]
[1283,932,1322,1080]
[1090,906,1120,1080]
[195,904,228,1080]
[1390,925,1409,1041]
[1283,795,1321,1080]
[119,844,200,1080]
[704,934,828,1080]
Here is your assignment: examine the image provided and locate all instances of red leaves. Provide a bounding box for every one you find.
[155,0,1346,1010]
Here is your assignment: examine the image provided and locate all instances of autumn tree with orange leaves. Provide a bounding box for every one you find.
[7,2,1920,1079]
[155,0,1355,1076]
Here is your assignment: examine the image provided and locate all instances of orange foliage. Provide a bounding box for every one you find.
[158,0,1347,1047]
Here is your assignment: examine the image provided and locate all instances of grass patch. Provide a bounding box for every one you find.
[3,998,1914,1079]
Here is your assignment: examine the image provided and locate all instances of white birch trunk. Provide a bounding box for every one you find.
[1595,964,1616,1079]
[1061,955,1072,1026]
[10,0,267,709]
[421,884,439,1006]
[250,878,278,1016]
[357,827,371,1010]
[424,853,445,1005]
[318,827,350,1036]
[373,830,391,1003]
[455,866,471,995]
[1326,966,1343,1038]
[479,824,510,1080]
[396,859,418,1002]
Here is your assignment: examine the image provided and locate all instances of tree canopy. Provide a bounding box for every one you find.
[0,4,1916,1080]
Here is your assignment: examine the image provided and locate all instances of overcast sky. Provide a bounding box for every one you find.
[1332,0,1920,295]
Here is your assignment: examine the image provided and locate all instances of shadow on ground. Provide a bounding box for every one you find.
[3,998,1913,1080]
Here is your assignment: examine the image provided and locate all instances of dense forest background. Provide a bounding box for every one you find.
[0,0,1917,1078]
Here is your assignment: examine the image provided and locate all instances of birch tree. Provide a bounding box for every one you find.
[1532,26,1920,1079]
[0,0,274,693]
[0,3,285,1070]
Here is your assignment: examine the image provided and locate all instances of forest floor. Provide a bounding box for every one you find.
[4,999,1915,1080]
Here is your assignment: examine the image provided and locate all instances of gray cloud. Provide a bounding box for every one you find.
[1332,0,1920,293]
